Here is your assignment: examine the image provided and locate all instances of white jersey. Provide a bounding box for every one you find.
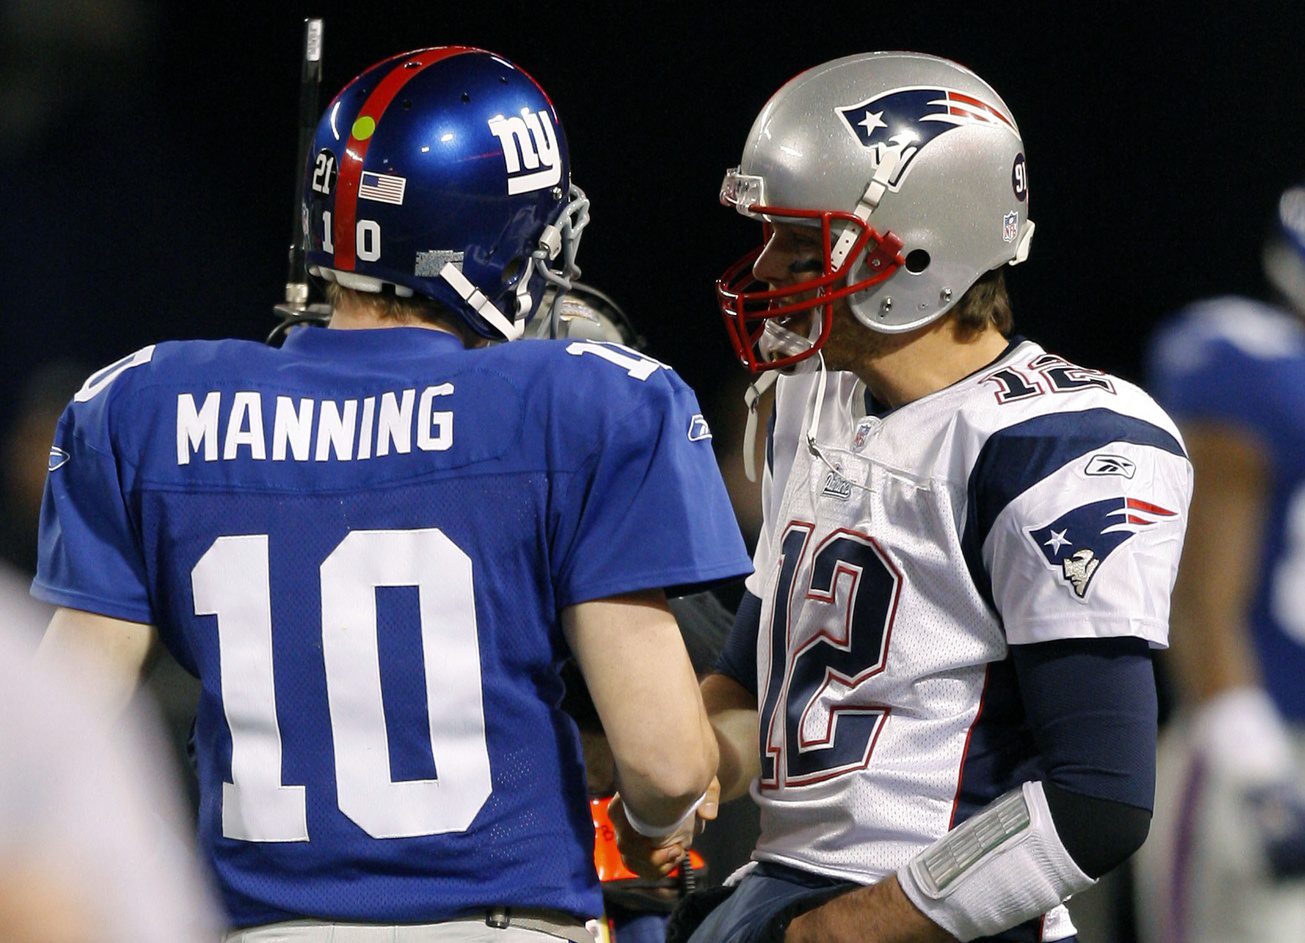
[744,340,1191,933]
[0,608,222,941]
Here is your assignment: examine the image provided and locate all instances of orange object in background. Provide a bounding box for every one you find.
[590,796,705,883]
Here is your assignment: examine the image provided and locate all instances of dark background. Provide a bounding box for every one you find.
[3,0,1304,451]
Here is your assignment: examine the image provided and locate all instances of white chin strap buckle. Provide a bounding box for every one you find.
[538,224,562,261]
[439,262,522,340]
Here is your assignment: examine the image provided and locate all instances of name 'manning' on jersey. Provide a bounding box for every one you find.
[33,326,752,928]
[740,338,1191,943]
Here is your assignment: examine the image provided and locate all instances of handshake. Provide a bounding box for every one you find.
[607,778,721,881]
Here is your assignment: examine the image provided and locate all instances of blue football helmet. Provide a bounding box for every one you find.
[304,46,589,340]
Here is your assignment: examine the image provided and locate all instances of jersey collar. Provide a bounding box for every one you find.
[279,325,468,357]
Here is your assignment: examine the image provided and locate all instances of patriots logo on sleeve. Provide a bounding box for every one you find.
[836,87,1018,190]
[1028,497,1178,599]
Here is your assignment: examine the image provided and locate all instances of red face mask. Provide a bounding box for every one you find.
[715,205,904,373]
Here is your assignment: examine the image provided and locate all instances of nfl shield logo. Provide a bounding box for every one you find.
[1002,212,1019,243]
[852,419,875,453]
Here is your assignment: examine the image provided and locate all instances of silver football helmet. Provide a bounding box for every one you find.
[530,282,645,347]
[717,52,1035,372]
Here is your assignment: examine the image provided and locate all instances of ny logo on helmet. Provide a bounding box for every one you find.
[835,87,1018,191]
[488,110,561,195]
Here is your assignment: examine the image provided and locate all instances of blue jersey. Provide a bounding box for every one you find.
[1148,298,1305,719]
[34,326,751,928]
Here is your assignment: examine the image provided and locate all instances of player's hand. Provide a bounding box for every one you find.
[781,877,955,943]
[610,777,720,881]
[1190,689,1305,880]
[1245,780,1305,879]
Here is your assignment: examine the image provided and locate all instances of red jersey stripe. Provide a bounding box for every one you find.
[332,47,476,270]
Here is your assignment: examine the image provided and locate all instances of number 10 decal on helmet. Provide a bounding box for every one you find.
[304,47,589,341]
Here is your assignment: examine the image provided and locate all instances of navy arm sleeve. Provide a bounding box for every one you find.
[713,590,763,697]
[1011,636,1157,877]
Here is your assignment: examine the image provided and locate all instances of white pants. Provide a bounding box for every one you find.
[226,919,594,943]
[1135,716,1305,943]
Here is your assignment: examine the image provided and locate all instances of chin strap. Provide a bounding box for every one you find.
[439,184,592,342]
[802,353,874,496]
[828,142,907,269]
[805,350,830,458]
[439,262,524,340]
[742,370,778,483]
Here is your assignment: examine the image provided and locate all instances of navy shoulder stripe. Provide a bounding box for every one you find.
[960,407,1186,614]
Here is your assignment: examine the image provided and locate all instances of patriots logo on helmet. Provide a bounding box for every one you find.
[1028,497,1178,599]
[836,87,1017,191]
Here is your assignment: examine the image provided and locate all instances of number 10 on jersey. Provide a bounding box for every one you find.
[193,528,491,842]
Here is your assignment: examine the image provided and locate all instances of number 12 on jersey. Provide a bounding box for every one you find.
[193,528,491,842]
[758,523,901,788]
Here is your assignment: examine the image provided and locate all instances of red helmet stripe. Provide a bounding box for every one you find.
[947,90,1015,129]
[333,47,476,270]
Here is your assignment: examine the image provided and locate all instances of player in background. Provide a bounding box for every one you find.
[614,52,1193,943]
[0,595,221,943]
[1136,186,1305,943]
[32,47,751,942]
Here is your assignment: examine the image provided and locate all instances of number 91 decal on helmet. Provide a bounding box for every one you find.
[304,47,590,341]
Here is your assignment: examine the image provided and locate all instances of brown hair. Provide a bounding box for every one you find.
[951,268,1014,339]
[323,281,463,326]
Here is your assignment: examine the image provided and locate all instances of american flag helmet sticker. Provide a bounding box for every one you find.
[358,171,407,205]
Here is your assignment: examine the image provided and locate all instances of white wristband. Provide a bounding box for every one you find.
[896,781,1094,941]
[622,789,709,840]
